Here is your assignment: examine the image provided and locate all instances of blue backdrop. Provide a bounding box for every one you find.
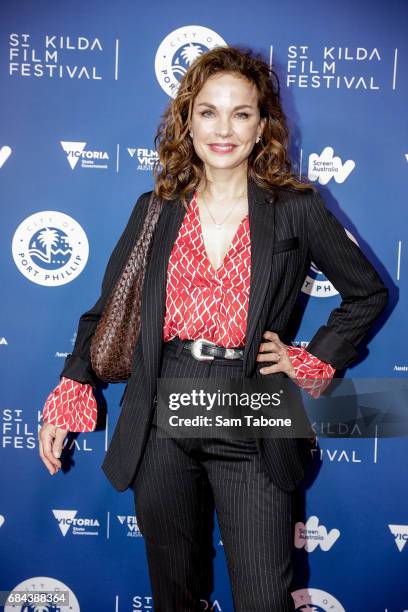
[1,1,407,610]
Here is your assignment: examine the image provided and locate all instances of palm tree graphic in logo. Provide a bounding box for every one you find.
[171,43,208,81]
[29,226,73,270]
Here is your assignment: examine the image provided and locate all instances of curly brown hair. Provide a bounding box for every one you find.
[153,45,316,208]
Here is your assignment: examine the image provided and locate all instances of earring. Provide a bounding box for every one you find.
[256,136,261,143]
[190,131,193,138]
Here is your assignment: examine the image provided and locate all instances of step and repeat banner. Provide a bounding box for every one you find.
[1,1,407,610]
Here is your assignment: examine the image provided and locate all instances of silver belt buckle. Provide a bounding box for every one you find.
[190,338,216,361]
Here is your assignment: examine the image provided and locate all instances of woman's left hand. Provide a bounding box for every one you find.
[256,331,296,378]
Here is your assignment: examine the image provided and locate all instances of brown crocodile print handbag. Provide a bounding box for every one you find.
[90,191,164,383]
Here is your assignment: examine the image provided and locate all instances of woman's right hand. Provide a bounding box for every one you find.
[38,422,69,475]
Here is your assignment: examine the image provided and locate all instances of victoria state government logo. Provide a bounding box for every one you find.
[12,211,89,286]
[155,25,227,98]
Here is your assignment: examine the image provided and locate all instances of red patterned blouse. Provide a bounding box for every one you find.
[163,190,250,346]
[42,190,335,431]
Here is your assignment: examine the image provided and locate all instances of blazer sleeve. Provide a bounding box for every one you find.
[59,191,152,387]
[304,190,389,370]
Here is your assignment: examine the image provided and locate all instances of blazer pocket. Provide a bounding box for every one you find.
[273,236,299,253]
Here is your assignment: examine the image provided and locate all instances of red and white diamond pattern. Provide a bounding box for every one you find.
[42,376,97,432]
[163,191,251,347]
[286,345,336,399]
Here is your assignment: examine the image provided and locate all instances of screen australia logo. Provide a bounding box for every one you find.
[308,146,355,184]
[60,140,110,169]
[295,515,340,552]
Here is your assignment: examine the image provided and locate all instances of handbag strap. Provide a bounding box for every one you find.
[137,191,165,253]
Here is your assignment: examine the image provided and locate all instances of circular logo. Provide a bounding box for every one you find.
[12,211,89,286]
[302,228,358,298]
[155,25,227,98]
[4,576,80,611]
[292,587,345,611]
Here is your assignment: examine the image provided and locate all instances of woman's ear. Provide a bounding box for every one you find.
[258,117,266,140]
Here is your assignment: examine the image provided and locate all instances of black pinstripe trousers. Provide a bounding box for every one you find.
[131,339,295,612]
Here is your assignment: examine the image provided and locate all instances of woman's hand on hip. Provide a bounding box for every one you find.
[38,422,68,476]
[256,331,296,378]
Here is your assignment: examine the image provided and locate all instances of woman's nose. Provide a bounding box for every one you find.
[215,117,232,137]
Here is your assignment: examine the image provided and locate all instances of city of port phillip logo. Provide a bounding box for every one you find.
[4,576,80,611]
[155,26,227,98]
[12,211,89,286]
[292,588,345,611]
[302,228,358,297]
[60,141,110,170]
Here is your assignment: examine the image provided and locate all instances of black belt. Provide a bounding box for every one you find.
[167,337,244,361]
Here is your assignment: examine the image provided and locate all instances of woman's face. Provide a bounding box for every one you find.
[190,71,265,174]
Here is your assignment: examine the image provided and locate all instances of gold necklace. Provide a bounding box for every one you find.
[199,190,245,230]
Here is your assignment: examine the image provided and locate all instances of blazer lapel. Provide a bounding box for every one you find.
[140,195,189,398]
[140,178,277,395]
[243,178,277,374]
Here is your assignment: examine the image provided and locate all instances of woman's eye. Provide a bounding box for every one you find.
[199,110,250,118]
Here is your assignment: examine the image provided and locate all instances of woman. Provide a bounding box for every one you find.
[39,46,388,611]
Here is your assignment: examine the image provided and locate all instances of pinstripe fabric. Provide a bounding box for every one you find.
[60,177,389,494]
[131,340,295,611]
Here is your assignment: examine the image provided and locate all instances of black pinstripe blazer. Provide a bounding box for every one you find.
[60,176,388,492]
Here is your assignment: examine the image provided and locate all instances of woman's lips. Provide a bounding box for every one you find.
[208,144,237,154]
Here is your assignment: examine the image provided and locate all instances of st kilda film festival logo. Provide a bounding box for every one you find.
[12,211,89,286]
[285,45,397,91]
[8,33,114,80]
[155,25,227,98]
